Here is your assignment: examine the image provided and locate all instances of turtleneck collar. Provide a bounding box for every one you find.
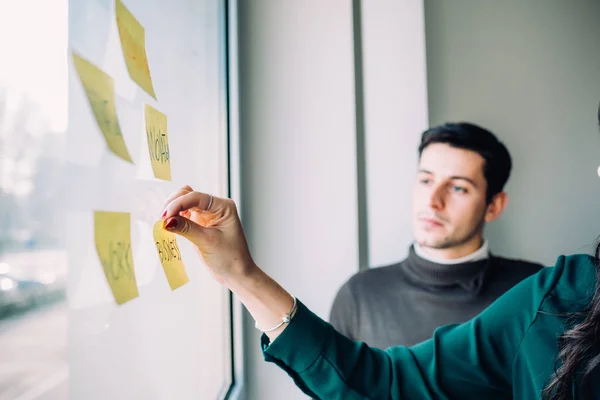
[404,245,492,288]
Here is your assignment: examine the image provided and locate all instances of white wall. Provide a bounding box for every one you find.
[237,1,359,399]
[424,0,600,265]
[236,0,430,397]
[361,0,429,268]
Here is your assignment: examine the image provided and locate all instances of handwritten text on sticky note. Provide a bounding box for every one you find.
[153,221,189,290]
[72,52,133,163]
[116,0,157,99]
[145,105,171,180]
[94,211,139,304]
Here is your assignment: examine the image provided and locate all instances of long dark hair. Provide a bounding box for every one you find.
[543,244,600,399]
[543,105,600,399]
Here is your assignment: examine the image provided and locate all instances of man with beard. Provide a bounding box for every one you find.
[329,123,542,349]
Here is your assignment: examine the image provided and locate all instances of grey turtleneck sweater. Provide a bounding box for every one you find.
[329,246,543,349]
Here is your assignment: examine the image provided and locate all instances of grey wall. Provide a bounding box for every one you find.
[425,0,600,265]
[235,0,600,398]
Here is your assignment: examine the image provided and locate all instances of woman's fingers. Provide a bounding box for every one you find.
[179,210,191,219]
[164,215,209,244]
[162,185,193,211]
[162,191,222,221]
[160,187,253,282]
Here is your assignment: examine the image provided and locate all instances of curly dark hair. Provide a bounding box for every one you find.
[418,122,512,203]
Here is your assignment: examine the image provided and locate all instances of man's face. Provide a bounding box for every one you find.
[412,143,489,253]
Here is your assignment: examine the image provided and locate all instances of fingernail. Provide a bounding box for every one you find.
[161,210,167,219]
[164,218,178,230]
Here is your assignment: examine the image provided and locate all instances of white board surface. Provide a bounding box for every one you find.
[66,0,232,398]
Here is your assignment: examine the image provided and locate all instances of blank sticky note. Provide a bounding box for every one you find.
[72,53,133,163]
[145,105,172,181]
[94,211,139,304]
[153,221,189,290]
[116,0,157,99]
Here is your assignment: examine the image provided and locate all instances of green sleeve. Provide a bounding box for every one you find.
[263,258,565,399]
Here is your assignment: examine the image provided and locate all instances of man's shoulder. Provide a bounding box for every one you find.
[341,261,408,292]
[489,255,544,278]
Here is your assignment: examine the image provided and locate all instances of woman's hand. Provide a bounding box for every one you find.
[161,185,255,284]
[162,185,296,341]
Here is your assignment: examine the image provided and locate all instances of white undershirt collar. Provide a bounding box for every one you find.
[413,239,489,265]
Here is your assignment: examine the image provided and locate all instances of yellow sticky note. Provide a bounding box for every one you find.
[116,0,157,99]
[72,53,133,163]
[94,211,139,304]
[145,105,172,180]
[153,221,189,290]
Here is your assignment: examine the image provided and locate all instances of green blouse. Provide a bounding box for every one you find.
[262,254,598,399]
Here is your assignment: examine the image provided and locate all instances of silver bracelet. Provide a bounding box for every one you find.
[254,295,297,333]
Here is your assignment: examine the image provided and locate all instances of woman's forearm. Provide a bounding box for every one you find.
[225,263,295,342]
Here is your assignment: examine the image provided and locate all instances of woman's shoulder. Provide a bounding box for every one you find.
[541,254,597,310]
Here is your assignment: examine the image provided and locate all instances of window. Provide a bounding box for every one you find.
[0,0,68,398]
[1,0,237,398]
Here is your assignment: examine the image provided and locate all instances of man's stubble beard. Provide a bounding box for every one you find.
[416,215,486,250]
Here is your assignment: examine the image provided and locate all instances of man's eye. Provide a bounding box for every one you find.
[420,179,432,185]
[452,186,467,193]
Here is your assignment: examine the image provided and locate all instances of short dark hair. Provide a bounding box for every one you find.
[418,122,512,202]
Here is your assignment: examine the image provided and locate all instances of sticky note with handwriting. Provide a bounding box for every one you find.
[72,53,133,163]
[145,105,171,180]
[94,211,139,304]
[116,0,157,99]
[153,221,189,290]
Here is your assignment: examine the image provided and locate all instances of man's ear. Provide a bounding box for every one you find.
[485,192,508,223]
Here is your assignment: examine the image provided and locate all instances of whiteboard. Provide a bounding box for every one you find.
[66,0,232,398]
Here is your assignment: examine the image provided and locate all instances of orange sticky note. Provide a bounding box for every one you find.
[72,52,133,163]
[94,211,139,304]
[116,0,157,99]
[153,221,189,290]
[145,105,171,180]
